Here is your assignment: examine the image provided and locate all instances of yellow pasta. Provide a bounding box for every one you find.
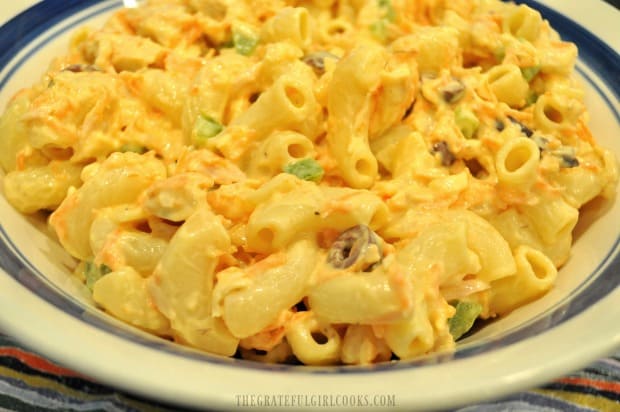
[3,161,82,214]
[485,64,530,108]
[147,206,238,355]
[519,191,579,245]
[488,245,558,315]
[49,152,166,260]
[261,7,312,49]
[219,237,318,337]
[308,266,413,324]
[495,136,540,189]
[93,266,171,335]
[285,312,342,366]
[503,4,543,42]
[0,90,33,172]
[207,64,320,160]
[245,130,316,178]
[0,0,616,365]
[341,325,392,365]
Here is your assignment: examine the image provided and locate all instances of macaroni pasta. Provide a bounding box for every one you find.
[0,0,617,365]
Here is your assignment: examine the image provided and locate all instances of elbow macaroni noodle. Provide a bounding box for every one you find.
[0,0,617,365]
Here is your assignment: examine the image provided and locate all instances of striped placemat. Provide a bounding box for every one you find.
[0,333,618,411]
[0,333,182,412]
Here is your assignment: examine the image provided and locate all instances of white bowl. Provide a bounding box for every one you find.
[0,1,618,410]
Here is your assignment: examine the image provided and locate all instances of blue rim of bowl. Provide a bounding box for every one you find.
[0,0,618,375]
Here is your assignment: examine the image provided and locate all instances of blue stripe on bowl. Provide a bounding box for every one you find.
[0,0,618,375]
[0,1,122,93]
[0,0,114,72]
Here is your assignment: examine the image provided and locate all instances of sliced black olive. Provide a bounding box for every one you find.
[249,92,261,103]
[327,225,383,270]
[302,51,339,76]
[532,135,550,152]
[508,116,533,137]
[560,155,579,168]
[553,146,579,168]
[464,158,488,178]
[61,64,103,73]
[402,100,415,120]
[495,119,505,131]
[432,141,456,167]
[441,79,465,104]
[295,300,308,312]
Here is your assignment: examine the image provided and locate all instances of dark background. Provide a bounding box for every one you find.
[604,0,620,9]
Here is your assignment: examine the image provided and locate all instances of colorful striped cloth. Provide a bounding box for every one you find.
[454,358,620,412]
[0,332,618,411]
[0,333,183,412]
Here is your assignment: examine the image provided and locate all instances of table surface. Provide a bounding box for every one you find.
[0,0,619,411]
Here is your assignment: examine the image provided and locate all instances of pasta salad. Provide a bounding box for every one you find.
[0,0,617,365]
